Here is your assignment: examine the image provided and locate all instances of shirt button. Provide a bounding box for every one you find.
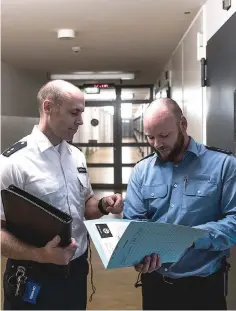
[171,204,175,208]
[197,190,201,194]
[151,193,155,197]
[173,183,177,188]
[164,268,168,272]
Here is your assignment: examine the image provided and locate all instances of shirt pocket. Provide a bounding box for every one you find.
[182,180,218,214]
[24,178,61,203]
[142,184,168,217]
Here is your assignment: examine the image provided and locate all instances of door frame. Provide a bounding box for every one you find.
[73,84,154,191]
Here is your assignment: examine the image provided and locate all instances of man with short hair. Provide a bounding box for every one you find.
[1,80,123,310]
[124,98,236,310]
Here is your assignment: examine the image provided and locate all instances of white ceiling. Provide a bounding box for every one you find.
[1,0,207,84]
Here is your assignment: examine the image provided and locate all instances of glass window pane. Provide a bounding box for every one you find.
[84,88,116,101]
[79,147,113,164]
[88,167,114,184]
[122,167,134,184]
[121,103,149,143]
[122,146,152,164]
[73,106,113,143]
[122,147,141,164]
[121,88,151,100]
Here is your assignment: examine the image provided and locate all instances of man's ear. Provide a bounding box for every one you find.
[43,100,52,114]
[180,116,187,132]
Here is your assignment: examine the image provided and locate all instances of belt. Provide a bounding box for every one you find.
[136,257,231,290]
[161,258,230,285]
[7,249,88,279]
[161,269,221,285]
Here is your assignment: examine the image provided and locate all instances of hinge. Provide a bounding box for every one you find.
[201,58,207,87]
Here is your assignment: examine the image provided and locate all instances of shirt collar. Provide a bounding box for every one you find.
[31,125,71,154]
[186,136,200,157]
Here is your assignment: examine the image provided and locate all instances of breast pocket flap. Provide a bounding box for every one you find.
[25,179,60,197]
[142,185,168,199]
[184,181,217,197]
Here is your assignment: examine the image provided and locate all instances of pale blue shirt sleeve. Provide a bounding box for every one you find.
[124,163,148,220]
[193,155,236,251]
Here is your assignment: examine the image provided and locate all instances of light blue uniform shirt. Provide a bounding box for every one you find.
[124,137,236,278]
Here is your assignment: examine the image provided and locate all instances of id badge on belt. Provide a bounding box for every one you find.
[7,265,41,304]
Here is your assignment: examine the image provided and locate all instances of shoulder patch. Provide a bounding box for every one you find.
[2,141,27,157]
[205,146,232,155]
[137,152,155,164]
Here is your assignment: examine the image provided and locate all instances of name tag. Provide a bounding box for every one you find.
[77,167,87,174]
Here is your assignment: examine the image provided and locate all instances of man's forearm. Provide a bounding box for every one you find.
[85,197,103,220]
[1,229,41,262]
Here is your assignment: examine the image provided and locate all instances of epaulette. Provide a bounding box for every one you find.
[2,141,27,157]
[205,146,232,155]
[137,152,155,164]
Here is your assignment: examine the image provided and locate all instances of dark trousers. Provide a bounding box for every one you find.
[141,269,227,310]
[3,253,89,310]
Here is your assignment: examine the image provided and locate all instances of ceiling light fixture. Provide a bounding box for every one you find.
[50,71,135,80]
[57,29,75,40]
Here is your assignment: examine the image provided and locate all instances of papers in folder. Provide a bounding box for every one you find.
[84,219,207,269]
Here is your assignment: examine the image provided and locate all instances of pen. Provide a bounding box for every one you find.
[184,176,188,191]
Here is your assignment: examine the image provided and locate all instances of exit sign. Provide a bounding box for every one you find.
[83,83,114,89]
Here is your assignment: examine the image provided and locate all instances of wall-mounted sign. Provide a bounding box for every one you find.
[83,83,114,89]
[91,119,99,127]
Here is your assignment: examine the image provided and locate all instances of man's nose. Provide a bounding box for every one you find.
[154,139,163,150]
[75,115,83,126]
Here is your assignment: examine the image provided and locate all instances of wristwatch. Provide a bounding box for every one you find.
[98,198,109,215]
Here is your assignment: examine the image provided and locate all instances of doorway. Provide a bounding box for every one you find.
[73,84,153,191]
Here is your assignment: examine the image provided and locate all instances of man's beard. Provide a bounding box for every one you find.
[154,130,185,162]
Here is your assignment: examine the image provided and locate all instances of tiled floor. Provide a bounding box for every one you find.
[87,242,142,310]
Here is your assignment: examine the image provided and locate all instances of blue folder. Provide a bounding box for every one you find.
[84,218,207,269]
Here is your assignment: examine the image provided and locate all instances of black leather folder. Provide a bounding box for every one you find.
[1,184,72,248]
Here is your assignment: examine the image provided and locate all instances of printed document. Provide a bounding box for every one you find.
[84,218,207,269]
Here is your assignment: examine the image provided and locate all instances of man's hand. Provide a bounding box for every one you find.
[102,193,123,214]
[135,254,161,273]
[36,235,77,265]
